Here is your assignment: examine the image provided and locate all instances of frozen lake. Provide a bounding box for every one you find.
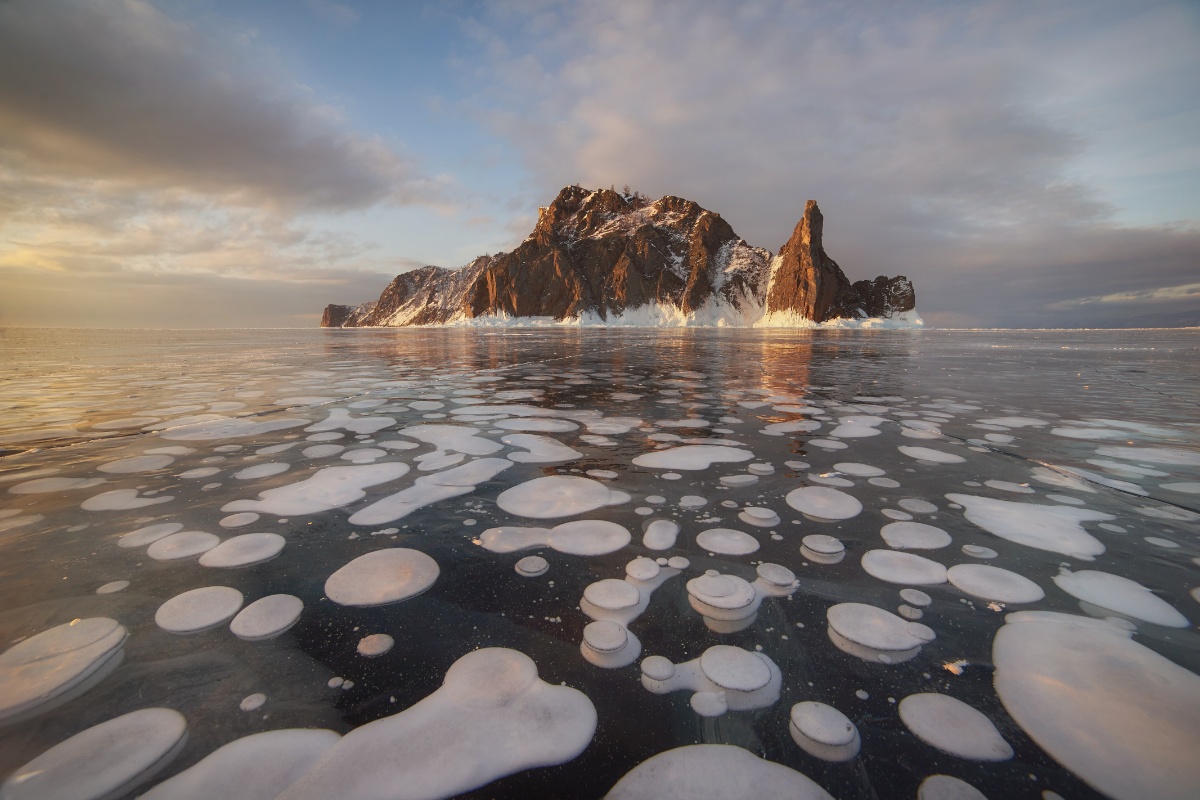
[1,327,1197,800]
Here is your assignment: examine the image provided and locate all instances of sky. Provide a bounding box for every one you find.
[0,0,1197,329]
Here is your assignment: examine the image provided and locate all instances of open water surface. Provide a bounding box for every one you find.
[0,327,1197,800]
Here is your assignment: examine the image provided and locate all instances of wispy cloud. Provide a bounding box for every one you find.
[1050,282,1200,309]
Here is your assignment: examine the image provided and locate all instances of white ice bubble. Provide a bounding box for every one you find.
[239,693,266,711]
[140,728,340,800]
[495,417,578,432]
[947,564,1044,603]
[325,548,439,607]
[233,462,291,480]
[147,530,221,561]
[481,520,631,556]
[961,544,998,559]
[789,702,861,762]
[229,594,304,641]
[306,408,396,435]
[603,744,834,800]
[899,446,966,464]
[156,586,244,634]
[835,462,886,477]
[358,634,395,658]
[199,532,286,568]
[900,588,932,607]
[696,528,760,556]
[160,416,308,440]
[118,522,183,548]
[179,467,222,479]
[917,774,989,800]
[946,493,1112,560]
[97,454,175,474]
[738,506,781,527]
[632,445,753,471]
[1160,481,1200,494]
[96,581,130,594]
[0,708,187,800]
[827,602,936,662]
[515,555,550,577]
[785,486,862,521]
[993,611,1200,800]
[275,648,596,800]
[640,646,783,717]
[0,618,128,725]
[899,692,1013,761]
[93,416,162,430]
[8,476,105,494]
[862,550,948,585]
[801,534,845,564]
[223,463,411,516]
[642,519,680,550]
[496,475,630,519]
[881,522,952,550]
[502,433,581,463]
[899,498,938,514]
[82,488,173,511]
[395,424,502,455]
[350,458,513,525]
[1053,570,1189,627]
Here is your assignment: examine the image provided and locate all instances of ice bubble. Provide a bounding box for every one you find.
[325,548,439,607]
[306,408,396,435]
[870,477,902,488]
[983,479,1033,494]
[414,450,465,471]
[96,581,130,594]
[276,648,596,800]
[495,417,579,433]
[395,424,502,455]
[230,594,304,641]
[899,498,938,514]
[862,550,948,585]
[789,701,861,761]
[899,693,1013,761]
[147,530,221,561]
[358,634,395,658]
[632,444,753,470]
[515,555,549,577]
[642,519,680,550]
[946,494,1112,560]
[9,476,105,494]
[801,534,845,564]
[639,647,782,718]
[764,420,822,434]
[881,522,952,550]
[93,416,162,430]
[809,439,848,450]
[827,602,935,663]
[584,579,641,611]
[993,611,1200,800]
[581,620,641,668]
[961,544,998,558]
[737,507,780,528]
[1145,536,1179,548]
[497,475,630,519]
[917,774,988,800]
[140,728,341,800]
[179,466,222,478]
[1053,570,1188,627]
[199,532,286,568]
[350,458,513,524]
[786,486,862,521]
[603,744,833,800]
[219,512,260,528]
[831,415,885,438]
[587,469,618,479]
[809,473,853,488]
[1161,481,1200,494]
[306,432,343,442]
[160,416,308,440]
[118,522,183,548]
[223,463,411,517]
[480,520,631,555]
[947,564,1044,603]
[835,462,886,477]
[233,462,291,480]
[882,508,913,520]
[900,588,932,607]
[626,557,661,581]
[899,446,966,464]
[0,618,128,724]
[97,455,175,474]
[719,474,759,487]
[237,693,267,712]
[502,433,581,463]
[1046,493,1085,505]
[1094,445,1200,466]
[83,488,173,511]
[0,708,187,800]
[156,586,244,634]
[696,528,760,556]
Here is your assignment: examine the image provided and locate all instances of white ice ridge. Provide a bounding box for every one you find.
[639,645,782,717]
[603,743,834,799]
[141,729,341,800]
[222,463,411,516]
[276,648,597,800]
[993,611,1200,800]
[479,520,631,556]
[350,458,513,525]
[945,493,1113,560]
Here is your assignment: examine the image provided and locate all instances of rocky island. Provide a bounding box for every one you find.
[321,186,917,328]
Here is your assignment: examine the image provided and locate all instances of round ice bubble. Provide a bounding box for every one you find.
[785,486,862,521]
[325,549,439,607]
[156,586,245,634]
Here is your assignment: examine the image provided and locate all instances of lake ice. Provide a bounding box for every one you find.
[0,327,1197,800]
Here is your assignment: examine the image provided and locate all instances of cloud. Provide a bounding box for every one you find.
[1050,282,1200,309]
[0,0,433,210]
[462,0,1200,327]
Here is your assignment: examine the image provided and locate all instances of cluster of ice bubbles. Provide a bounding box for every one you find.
[1,355,1198,800]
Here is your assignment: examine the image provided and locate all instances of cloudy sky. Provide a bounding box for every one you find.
[1,0,1197,328]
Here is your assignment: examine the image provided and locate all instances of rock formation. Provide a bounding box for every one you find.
[321,187,915,327]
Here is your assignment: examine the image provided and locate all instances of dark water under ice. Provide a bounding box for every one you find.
[0,327,1197,799]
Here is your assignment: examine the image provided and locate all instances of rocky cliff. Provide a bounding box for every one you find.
[322,187,915,328]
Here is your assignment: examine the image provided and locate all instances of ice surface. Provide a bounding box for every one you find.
[946,494,1112,560]
[496,475,630,519]
[604,744,834,799]
[479,520,631,555]
[1053,570,1188,627]
[350,458,513,524]
[223,463,411,516]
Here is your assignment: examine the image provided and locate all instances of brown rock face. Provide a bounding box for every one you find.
[320,188,914,327]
